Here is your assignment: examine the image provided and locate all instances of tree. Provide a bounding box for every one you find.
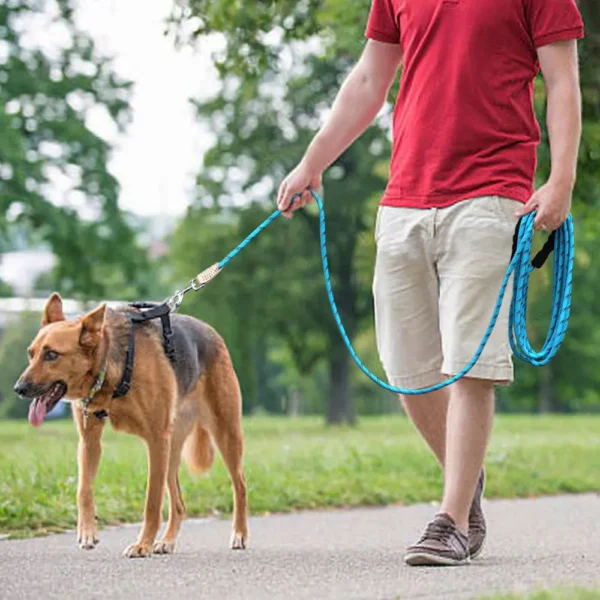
[168,50,389,424]
[0,0,150,299]
[0,311,41,419]
[172,0,600,418]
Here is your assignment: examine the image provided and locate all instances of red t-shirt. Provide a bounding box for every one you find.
[365,0,584,209]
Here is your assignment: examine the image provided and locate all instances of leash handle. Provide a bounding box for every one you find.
[511,218,556,270]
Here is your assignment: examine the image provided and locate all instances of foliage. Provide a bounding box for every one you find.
[0,0,150,299]
[0,311,41,419]
[1,415,599,537]
[169,50,390,423]
[167,0,600,416]
[0,278,14,297]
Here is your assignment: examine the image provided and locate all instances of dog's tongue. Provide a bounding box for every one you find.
[28,398,47,427]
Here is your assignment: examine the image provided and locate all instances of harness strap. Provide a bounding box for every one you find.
[112,302,176,399]
[112,315,135,398]
[129,301,176,364]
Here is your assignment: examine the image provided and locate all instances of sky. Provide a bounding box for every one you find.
[74,0,221,217]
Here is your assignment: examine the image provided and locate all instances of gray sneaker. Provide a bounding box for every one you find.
[469,470,487,558]
[404,513,470,566]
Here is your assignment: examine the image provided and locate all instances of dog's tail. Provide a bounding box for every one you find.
[182,424,215,474]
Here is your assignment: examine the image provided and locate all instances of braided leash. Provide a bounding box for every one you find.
[167,190,573,394]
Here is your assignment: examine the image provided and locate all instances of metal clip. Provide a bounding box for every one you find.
[165,263,220,312]
[165,287,190,313]
[190,278,204,292]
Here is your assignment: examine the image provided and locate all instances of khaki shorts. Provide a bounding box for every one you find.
[373,196,521,389]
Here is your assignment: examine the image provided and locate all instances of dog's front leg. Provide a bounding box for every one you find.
[122,435,170,558]
[74,407,105,550]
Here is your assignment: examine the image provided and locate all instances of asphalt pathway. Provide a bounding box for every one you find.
[1,494,599,600]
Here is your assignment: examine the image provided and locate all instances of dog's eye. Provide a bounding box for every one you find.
[44,349,59,362]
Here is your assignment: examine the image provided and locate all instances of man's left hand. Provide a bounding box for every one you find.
[514,179,573,231]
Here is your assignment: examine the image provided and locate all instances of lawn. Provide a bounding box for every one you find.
[480,588,600,599]
[1,414,599,538]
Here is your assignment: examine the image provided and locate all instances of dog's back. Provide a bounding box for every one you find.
[168,313,219,396]
[108,307,221,397]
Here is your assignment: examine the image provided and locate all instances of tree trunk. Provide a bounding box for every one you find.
[327,350,356,425]
[538,365,557,413]
[285,387,302,417]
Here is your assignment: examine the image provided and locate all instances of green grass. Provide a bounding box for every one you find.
[479,588,600,599]
[0,415,599,538]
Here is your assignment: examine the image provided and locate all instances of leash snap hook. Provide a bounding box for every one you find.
[166,289,186,313]
[190,278,205,292]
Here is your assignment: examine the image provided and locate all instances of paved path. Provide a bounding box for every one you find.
[1,494,599,600]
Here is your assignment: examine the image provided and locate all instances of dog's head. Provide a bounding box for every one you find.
[14,293,107,426]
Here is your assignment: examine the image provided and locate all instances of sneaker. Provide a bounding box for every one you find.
[404,513,469,566]
[468,470,487,559]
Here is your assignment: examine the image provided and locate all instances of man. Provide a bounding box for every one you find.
[277,0,583,566]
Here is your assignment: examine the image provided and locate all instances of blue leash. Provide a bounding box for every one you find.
[179,190,573,395]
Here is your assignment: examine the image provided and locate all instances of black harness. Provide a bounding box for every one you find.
[92,302,175,421]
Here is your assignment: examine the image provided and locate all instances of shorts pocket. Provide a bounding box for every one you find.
[490,196,521,226]
[374,206,383,242]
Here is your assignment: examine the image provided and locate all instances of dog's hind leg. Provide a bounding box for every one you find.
[123,433,170,558]
[210,422,248,549]
[206,379,248,550]
[73,406,105,550]
[152,416,194,555]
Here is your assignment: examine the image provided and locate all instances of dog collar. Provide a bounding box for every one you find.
[77,367,107,427]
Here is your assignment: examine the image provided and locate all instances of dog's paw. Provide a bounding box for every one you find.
[152,540,176,555]
[230,531,247,550]
[78,530,99,551]
[122,542,153,558]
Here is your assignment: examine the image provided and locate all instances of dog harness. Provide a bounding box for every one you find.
[78,302,176,427]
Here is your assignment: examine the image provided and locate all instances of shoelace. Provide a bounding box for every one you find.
[420,519,456,543]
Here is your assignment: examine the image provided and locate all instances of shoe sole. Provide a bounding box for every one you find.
[470,538,485,560]
[405,551,470,567]
[469,470,487,560]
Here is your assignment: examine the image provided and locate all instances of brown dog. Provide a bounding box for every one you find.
[14,293,248,557]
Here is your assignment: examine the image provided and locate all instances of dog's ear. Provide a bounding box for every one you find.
[42,293,65,326]
[80,304,107,347]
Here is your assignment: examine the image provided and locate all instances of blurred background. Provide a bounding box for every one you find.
[0,0,599,426]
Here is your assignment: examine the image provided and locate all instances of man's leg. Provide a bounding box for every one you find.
[441,377,494,533]
[437,197,519,533]
[373,206,444,398]
[404,196,518,566]
[400,390,448,466]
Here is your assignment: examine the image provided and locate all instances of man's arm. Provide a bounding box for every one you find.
[538,39,582,190]
[516,39,582,230]
[277,40,403,215]
[301,40,403,175]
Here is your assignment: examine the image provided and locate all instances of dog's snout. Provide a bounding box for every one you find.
[14,379,33,397]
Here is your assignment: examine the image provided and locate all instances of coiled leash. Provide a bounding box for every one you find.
[166,190,573,395]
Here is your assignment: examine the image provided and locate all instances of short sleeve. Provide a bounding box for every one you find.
[365,0,400,45]
[527,0,584,48]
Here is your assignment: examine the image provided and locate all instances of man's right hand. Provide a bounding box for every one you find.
[277,161,322,218]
